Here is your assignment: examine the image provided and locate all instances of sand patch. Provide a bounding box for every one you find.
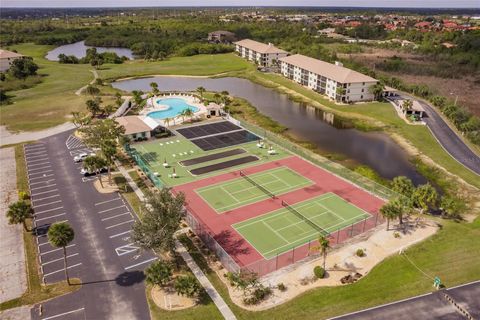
[151,286,196,310]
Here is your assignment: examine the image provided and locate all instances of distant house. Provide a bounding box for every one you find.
[234,39,288,67]
[279,54,378,103]
[0,49,24,72]
[115,116,160,141]
[207,30,236,44]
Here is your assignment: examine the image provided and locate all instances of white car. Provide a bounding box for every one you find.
[74,152,95,163]
[80,167,108,177]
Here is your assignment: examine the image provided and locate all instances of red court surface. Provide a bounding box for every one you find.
[173,156,385,273]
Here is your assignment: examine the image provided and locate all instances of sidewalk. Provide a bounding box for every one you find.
[0,123,75,147]
[0,147,27,303]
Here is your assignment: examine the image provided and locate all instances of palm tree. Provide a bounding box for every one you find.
[196,86,206,100]
[380,200,401,230]
[83,155,108,187]
[402,99,413,113]
[86,99,101,117]
[317,235,330,270]
[6,200,32,232]
[163,117,172,128]
[48,222,75,284]
[182,108,194,122]
[150,82,159,96]
[368,82,385,101]
[336,87,346,101]
[213,93,221,103]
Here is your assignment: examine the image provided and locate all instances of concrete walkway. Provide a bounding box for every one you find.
[0,147,27,304]
[0,122,75,147]
[75,70,99,96]
[114,161,237,320]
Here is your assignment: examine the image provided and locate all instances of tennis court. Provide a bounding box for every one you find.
[233,193,371,259]
[196,167,313,213]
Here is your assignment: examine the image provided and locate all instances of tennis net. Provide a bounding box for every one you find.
[282,200,329,236]
[239,170,276,199]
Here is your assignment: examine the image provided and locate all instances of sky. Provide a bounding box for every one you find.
[1,0,479,8]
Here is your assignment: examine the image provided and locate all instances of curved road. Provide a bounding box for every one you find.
[393,95,480,176]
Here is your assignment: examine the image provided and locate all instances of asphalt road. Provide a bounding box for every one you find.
[27,130,155,320]
[332,280,480,320]
[392,95,480,176]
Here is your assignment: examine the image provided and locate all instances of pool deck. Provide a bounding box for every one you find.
[142,94,207,126]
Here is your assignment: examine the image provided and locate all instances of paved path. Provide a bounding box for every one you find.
[115,161,237,320]
[392,95,480,176]
[0,123,76,147]
[332,280,480,320]
[75,70,98,96]
[0,147,27,304]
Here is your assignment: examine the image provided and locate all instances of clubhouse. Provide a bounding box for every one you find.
[234,39,288,67]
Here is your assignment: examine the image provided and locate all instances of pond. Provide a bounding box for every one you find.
[112,76,426,184]
[46,41,134,61]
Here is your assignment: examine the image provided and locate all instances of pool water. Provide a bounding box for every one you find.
[147,98,199,119]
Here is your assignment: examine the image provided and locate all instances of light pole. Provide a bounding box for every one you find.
[450,92,458,106]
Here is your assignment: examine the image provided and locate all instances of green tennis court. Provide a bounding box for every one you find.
[196,167,313,213]
[233,193,371,259]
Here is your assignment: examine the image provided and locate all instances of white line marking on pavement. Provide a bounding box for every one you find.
[25,146,45,151]
[26,157,49,163]
[29,179,55,186]
[125,257,158,270]
[28,166,52,172]
[109,230,131,238]
[41,308,85,320]
[32,199,61,207]
[98,205,126,213]
[31,184,57,191]
[43,263,82,277]
[25,151,47,156]
[31,189,58,196]
[105,220,134,229]
[40,244,76,255]
[115,243,140,256]
[28,173,54,180]
[27,161,51,167]
[94,197,122,206]
[38,242,52,247]
[34,206,63,215]
[101,212,130,221]
[35,213,66,222]
[41,253,79,266]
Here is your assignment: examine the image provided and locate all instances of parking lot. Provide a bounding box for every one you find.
[26,131,153,319]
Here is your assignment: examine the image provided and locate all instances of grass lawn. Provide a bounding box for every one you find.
[133,136,289,187]
[233,193,370,259]
[98,53,252,81]
[0,145,81,311]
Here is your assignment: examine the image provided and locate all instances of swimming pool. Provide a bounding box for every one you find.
[147,98,199,120]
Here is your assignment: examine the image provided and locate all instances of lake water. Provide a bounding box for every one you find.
[46,41,134,61]
[112,76,426,184]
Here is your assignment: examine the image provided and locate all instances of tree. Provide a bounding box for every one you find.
[8,57,38,80]
[48,222,75,285]
[90,56,104,69]
[101,140,117,184]
[85,85,100,97]
[86,98,101,117]
[145,260,173,287]
[196,86,206,99]
[313,235,330,270]
[391,176,415,198]
[71,112,91,129]
[380,199,402,230]
[131,189,186,254]
[182,108,194,122]
[440,195,466,219]
[163,117,172,128]
[103,104,115,115]
[174,274,202,298]
[335,87,346,101]
[83,155,107,187]
[132,90,144,107]
[413,183,437,214]
[150,82,159,96]
[6,200,32,232]
[369,82,385,101]
[402,99,413,112]
[115,92,123,107]
[213,92,221,103]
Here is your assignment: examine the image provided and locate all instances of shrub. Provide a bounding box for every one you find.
[394,231,401,238]
[356,249,365,257]
[277,283,287,291]
[243,285,272,305]
[18,191,29,200]
[313,266,325,279]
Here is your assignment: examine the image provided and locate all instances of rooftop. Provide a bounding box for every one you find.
[234,39,288,54]
[115,116,157,135]
[0,49,24,59]
[279,54,377,84]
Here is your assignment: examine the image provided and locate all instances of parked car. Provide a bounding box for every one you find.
[80,167,108,177]
[74,152,95,163]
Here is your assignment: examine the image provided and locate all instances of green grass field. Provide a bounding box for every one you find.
[233,193,371,259]
[134,134,289,187]
[196,167,313,213]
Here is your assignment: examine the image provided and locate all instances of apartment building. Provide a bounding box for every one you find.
[234,39,288,67]
[279,54,378,102]
[0,49,24,72]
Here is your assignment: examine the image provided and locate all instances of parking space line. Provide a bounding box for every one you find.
[31,189,58,196]
[27,161,51,167]
[43,263,82,277]
[95,197,122,206]
[28,173,54,180]
[41,307,85,320]
[98,205,126,214]
[28,166,52,172]
[109,230,131,238]
[31,184,57,191]
[40,244,76,255]
[25,152,47,158]
[125,257,157,270]
[25,147,45,153]
[105,220,134,229]
[32,199,61,206]
[26,157,49,163]
[29,179,55,186]
[101,212,130,221]
[25,150,47,155]
[41,253,79,266]
[38,242,52,247]
[35,213,66,222]
[34,206,63,215]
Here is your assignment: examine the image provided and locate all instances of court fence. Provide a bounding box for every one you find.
[124,144,164,188]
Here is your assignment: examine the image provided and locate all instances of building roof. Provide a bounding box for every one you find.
[234,39,288,54]
[279,54,377,84]
[115,116,155,135]
[0,49,24,59]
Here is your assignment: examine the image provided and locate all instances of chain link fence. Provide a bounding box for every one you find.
[124,144,163,188]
